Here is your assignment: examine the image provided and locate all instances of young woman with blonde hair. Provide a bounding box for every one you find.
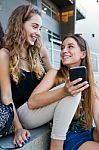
[0,4,51,148]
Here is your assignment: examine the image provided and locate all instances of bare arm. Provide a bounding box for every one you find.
[93,87,99,132]
[40,45,52,71]
[0,49,30,146]
[0,49,22,129]
[28,69,67,109]
[28,69,89,109]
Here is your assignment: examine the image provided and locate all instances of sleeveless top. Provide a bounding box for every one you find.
[11,70,41,109]
[68,98,89,132]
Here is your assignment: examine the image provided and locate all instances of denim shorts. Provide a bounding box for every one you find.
[63,128,94,150]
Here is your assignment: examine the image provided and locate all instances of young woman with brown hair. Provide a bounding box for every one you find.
[18,34,96,150]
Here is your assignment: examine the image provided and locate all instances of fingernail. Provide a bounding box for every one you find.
[27,137,30,140]
[79,78,82,80]
[14,144,17,147]
[86,81,88,84]
[19,144,22,147]
[22,142,25,146]
[24,139,28,143]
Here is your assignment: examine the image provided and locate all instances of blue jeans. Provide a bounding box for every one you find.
[63,128,94,150]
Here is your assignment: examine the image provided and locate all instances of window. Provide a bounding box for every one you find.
[42,2,51,16]
[26,0,37,5]
[52,8,60,21]
[41,1,60,21]
[47,30,60,45]
[61,10,74,22]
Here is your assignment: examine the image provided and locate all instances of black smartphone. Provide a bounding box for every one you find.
[69,66,87,83]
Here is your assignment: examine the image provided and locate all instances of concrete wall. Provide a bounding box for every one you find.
[0,0,30,30]
[75,0,99,84]
[75,0,99,55]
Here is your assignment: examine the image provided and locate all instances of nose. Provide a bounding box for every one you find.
[61,46,68,53]
[35,28,41,37]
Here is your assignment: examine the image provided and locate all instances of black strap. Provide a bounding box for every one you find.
[0,145,23,150]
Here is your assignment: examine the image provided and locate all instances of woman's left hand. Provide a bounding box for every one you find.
[13,128,31,148]
[64,78,89,96]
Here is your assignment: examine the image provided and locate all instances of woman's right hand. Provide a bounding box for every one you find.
[64,78,89,96]
[13,128,31,148]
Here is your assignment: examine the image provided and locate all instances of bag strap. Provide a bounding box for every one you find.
[0,145,23,150]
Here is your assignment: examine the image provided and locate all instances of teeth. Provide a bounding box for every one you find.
[63,56,70,59]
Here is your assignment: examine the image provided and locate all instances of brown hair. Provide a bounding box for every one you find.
[4,4,45,83]
[55,34,95,128]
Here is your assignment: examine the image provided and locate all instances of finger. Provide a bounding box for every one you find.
[73,81,89,90]
[21,130,31,143]
[26,130,31,139]
[13,138,16,145]
[72,83,89,96]
[79,83,89,92]
[16,135,24,147]
[71,78,82,86]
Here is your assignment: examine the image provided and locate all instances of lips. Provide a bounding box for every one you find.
[31,36,37,41]
[62,55,71,60]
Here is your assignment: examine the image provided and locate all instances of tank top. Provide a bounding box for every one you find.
[68,98,88,132]
[11,70,42,109]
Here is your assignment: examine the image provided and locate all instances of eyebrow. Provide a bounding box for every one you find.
[31,23,39,26]
[61,43,75,47]
[68,43,75,46]
[31,23,42,28]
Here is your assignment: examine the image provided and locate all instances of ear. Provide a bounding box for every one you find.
[81,51,86,59]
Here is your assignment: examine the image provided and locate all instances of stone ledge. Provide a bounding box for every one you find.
[0,124,51,150]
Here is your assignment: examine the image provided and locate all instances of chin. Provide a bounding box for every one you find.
[29,41,35,46]
[62,61,70,65]
[27,38,36,45]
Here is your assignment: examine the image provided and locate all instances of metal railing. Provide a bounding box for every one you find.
[50,39,99,73]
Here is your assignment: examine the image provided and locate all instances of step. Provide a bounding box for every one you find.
[0,124,51,150]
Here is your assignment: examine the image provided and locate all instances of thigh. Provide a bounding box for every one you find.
[64,128,94,150]
[17,101,58,129]
[78,128,99,150]
[17,83,65,129]
[93,128,99,142]
[78,141,99,150]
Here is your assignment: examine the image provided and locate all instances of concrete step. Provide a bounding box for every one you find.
[0,124,51,150]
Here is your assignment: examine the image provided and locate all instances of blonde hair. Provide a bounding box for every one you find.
[55,34,95,128]
[4,4,45,84]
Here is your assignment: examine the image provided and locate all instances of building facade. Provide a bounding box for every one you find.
[0,0,99,84]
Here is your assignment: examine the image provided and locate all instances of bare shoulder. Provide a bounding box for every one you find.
[39,68,58,83]
[42,68,58,84]
[0,48,9,56]
[0,48,9,62]
[33,68,58,93]
[40,45,48,57]
[95,86,99,99]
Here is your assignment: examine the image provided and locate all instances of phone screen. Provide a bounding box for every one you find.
[69,66,87,83]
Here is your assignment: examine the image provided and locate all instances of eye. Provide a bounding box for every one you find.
[61,45,65,50]
[68,45,73,48]
[32,25,38,29]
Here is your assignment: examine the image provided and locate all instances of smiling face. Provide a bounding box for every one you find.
[60,37,86,68]
[24,13,42,46]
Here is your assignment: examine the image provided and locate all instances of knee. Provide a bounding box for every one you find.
[93,128,99,142]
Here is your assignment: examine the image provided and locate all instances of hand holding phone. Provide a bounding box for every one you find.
[69,66,87,84]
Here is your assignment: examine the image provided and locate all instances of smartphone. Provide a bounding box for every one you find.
[69,66,87,83]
